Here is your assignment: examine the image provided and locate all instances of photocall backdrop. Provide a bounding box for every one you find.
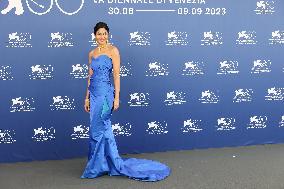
[0,0,283,163]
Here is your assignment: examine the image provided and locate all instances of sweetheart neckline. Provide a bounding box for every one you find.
[92,54,112,60]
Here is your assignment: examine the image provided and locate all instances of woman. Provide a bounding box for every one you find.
[81,22,170,181]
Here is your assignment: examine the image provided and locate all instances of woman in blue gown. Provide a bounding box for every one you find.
[81,22,171,181]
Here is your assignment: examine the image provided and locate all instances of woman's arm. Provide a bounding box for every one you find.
[85,50,93,100]
[112,46,120,110]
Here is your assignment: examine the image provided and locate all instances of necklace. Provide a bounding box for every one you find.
[98,43,108,52]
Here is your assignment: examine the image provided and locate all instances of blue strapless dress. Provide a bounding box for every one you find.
[81,54,170,181]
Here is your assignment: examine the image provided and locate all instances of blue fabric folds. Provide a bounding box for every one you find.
[81,55,170,181]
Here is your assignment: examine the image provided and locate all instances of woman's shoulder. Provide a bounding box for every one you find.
[88,49,95,57]
[88,49,96,63]
[109,44,118,51]
[109,44,120,55]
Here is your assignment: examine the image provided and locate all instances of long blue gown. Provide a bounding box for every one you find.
[81,54,171,181]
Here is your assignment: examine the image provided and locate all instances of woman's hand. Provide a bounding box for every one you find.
[113,98,119,111]
[84,99,90,113]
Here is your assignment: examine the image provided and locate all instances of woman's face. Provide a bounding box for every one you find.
[95,28,109,46]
